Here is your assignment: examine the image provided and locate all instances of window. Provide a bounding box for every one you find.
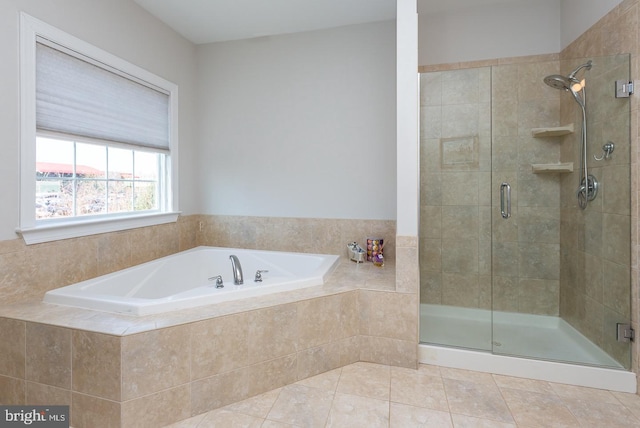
[19,13,179,244]
[36,137,163,219]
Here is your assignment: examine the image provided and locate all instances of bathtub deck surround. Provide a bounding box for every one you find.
[0,256,419,428]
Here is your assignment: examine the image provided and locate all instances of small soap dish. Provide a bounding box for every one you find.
[347,242,366,263]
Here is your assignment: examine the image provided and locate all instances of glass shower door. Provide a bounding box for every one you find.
[490,54,631,369]
[419,66,493,352]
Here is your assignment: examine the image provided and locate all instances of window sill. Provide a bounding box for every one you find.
[17,211,180,245]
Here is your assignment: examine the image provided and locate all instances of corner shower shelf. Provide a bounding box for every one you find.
[531,163,574,174]
[531,124,574,137]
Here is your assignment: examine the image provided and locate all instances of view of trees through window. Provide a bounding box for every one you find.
[36,137,160,220]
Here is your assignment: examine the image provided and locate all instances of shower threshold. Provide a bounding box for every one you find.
[419,304,636,393]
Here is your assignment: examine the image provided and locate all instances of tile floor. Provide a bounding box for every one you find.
[163,362,640,427]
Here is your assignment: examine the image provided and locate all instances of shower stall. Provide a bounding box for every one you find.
[418,54,633,383]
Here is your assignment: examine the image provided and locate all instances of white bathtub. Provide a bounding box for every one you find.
[43,246,340,316]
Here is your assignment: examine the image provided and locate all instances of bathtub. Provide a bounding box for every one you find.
[43,246,340,316]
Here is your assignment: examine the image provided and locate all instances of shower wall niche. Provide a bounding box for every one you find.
[419,53,631,370]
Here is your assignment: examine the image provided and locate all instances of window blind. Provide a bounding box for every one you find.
[35,41,170,151]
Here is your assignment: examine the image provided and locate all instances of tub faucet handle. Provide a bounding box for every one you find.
[208,275,224,288]
[254,270,269,282]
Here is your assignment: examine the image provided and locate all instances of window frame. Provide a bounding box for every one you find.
[18,13,179,245]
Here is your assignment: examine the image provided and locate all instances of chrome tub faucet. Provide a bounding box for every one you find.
[229,255,243,285]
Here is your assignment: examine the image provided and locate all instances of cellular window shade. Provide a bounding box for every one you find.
[36,42,170,150]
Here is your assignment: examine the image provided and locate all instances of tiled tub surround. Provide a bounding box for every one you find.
[0,239,418,428]
[0,215,396,305]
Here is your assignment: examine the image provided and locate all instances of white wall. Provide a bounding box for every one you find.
[397,0,419,236]
[196,21,397,220]
[0,0,198,241]
[560,0,623,49]
[418,0,561,65]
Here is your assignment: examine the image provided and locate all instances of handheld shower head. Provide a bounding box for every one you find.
[543,74,573,91]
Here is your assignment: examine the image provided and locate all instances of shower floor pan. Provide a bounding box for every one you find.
[419,304,635,392]
[420,303,621,367]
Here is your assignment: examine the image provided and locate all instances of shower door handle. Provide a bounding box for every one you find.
[500,182,511,219]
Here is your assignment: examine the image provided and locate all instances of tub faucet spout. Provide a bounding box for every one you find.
[229,255,243,285]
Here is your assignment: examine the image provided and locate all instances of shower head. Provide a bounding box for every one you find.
[543,74,573,91]
[543,60,593,91]
[543,60,592,108]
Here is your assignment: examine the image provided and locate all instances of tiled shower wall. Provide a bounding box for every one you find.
[0,215,396,305]
[559,54,632,367]
[559,0,639,372]
[419,56,564,316]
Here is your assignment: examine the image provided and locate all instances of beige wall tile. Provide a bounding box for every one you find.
[603,213,631,264]
[396,245,419,294]
[518,279,560,316]
[121,385,191,428]
[296,337,359,381]
[96,232,131,276]
[361,291,417,342]
[178,215,200,251]
[191,368,249,415]
[442,240,478,274]
[420,270,441,304]
[26,323,71,389]
[26,382,71,405]
[191,312,249,380]
[247,304,297,365]
[248,354,297,397]
[297,293,357,350]
[0,375,25,405]
[156,221,181,257]
[121,325,190,400]
[72,330,121,401]
[603,260,632,318]
[129,226,159,266]
[442,273,480,308]
[0,318,25,379]
[297,297,337,350]
[56,237,99,287]
[72,392,121,428]
[518,243,560,280]
[360,336,417,369]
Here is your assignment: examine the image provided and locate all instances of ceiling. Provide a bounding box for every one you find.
[133,0,530,45]
[133,0,397,45]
